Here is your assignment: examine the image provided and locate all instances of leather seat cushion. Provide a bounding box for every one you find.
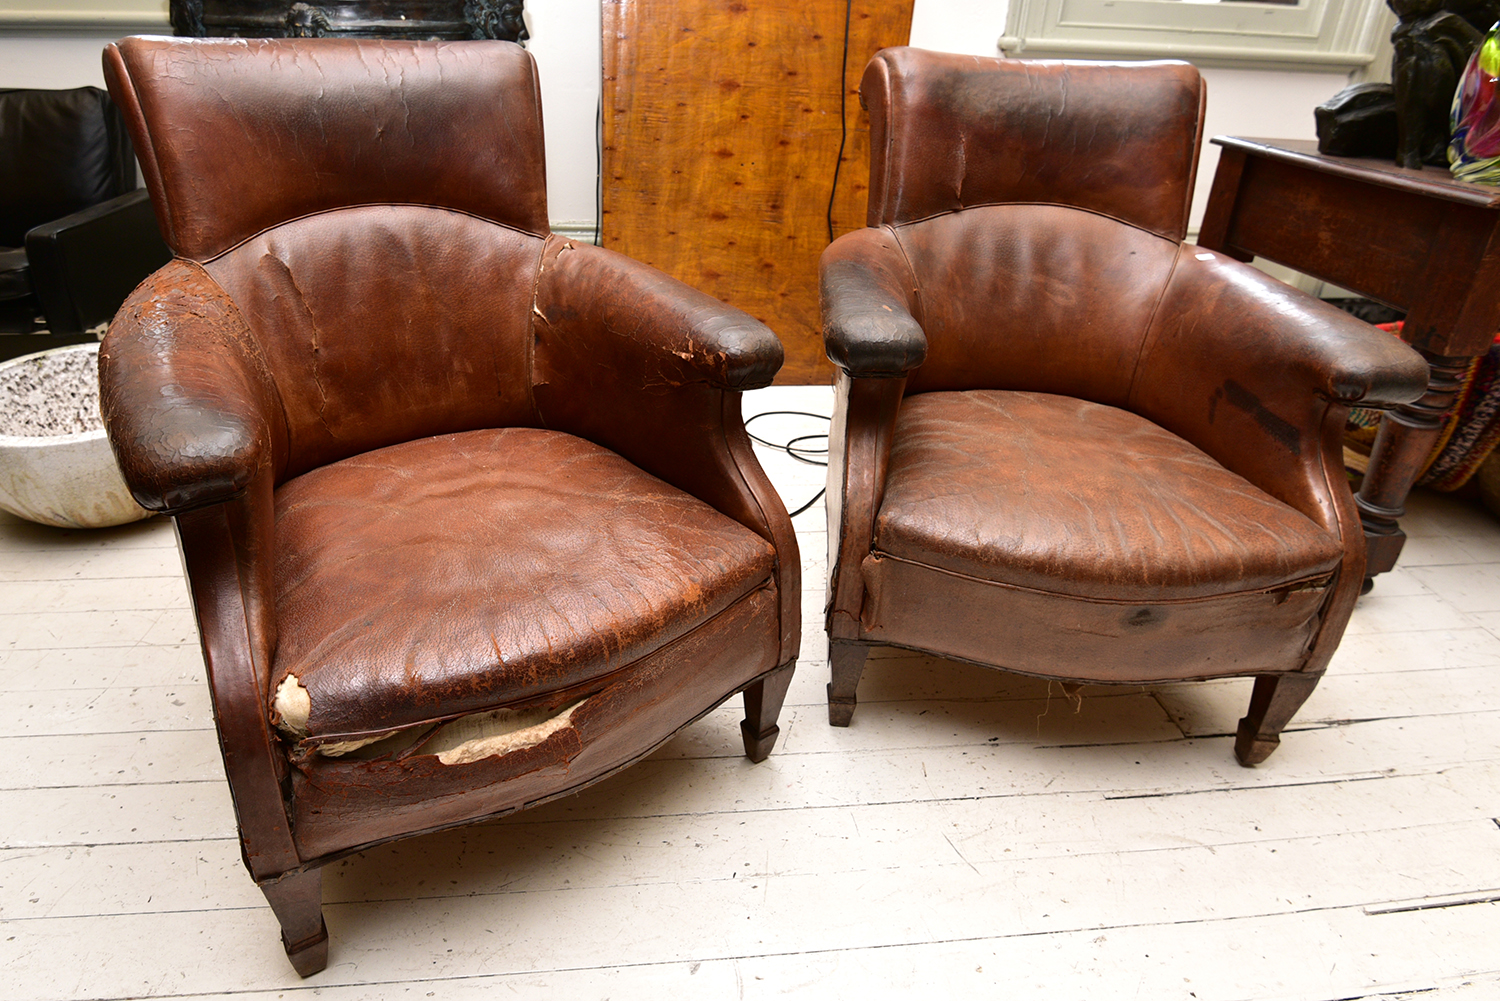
[0,247,30,300]
[272,427,777,743]
[873,390,1344,601]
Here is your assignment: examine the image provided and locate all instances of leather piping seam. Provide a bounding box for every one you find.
[107,48,175,251]
[888,201,1186,245]
[1125,241,1186,411]
[845,637,1326,687]
[864,550,1339,606]
[195,203,548,266]
[524,232,552,425]
[289,574,781,752]
[883,223,925,332]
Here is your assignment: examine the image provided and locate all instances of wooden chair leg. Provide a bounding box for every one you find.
[1235,673,1322,767]
[741,662,796,763]
[260,868,328,977]
[827,640,869,727]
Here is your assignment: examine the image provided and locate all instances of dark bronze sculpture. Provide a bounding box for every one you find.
[1391,0,1495,166]
[1316,0,1498,166]
[168,0,527,41]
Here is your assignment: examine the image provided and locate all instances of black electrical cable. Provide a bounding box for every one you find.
[826,0,855,244]
[745,410,831,517]
[594,92,603,246]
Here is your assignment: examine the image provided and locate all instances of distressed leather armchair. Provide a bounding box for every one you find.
[100,37,798,976]
[820,49,1428,766]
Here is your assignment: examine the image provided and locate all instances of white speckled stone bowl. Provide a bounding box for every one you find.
[0,343,152,529]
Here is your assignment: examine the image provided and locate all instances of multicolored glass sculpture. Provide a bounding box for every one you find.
[1449,22,1500,184]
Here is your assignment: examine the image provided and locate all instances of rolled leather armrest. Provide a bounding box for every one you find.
[820,228,926,378]
[25,189,173,335]
[1140,250,1430,412]
[530,235,799,666]
[532,236,782,392]
[100,260,285,514]
[1130,249,1429,523]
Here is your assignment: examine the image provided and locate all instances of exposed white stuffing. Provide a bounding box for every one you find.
[426,701,583,766]
[272,673,311,739]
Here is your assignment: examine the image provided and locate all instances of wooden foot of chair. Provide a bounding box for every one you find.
[261,868,328,977]
[741,662,795,763]
[1234,673,1322,767]
[827,640,869,727]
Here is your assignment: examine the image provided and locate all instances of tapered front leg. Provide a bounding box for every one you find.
[1235,672,1323,766]
[741,662,796,762]
[827,640,870,727]
[261,868,328,977]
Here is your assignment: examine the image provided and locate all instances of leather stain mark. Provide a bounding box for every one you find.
[1219,380,1300,455]
[1125,607,1164,629]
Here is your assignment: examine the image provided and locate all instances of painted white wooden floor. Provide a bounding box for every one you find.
[2,384,1498,1001]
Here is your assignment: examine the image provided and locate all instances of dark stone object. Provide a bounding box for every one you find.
[1388,0,1499,169]
[169,0,527,42]
[1316,82,1399,158]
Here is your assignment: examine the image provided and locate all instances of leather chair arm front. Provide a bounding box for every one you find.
[100,259,287,515]
[25,189,172,335]
[820,228,926,378]
[1142,250,1430,410]
[530,236,800,664]
[533,236,783,393]
[1130,249,1429,529]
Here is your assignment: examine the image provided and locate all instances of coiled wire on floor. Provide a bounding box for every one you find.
[744,410,830,517]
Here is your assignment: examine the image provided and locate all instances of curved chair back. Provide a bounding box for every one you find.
[862,47,1205,242]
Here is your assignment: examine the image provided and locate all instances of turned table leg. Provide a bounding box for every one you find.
[1355,351,1470,585]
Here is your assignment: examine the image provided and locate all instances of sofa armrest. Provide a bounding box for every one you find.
[25,188,172,334]
[820,227,926,378]
[100,259,286,515]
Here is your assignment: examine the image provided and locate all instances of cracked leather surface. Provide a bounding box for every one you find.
[873,391,1345,602]
[103,37,549,260]
[273,427,777,742]
[861,49,1203,239]
[204,205,543,479]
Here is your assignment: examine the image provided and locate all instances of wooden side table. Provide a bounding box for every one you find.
[1198,137,1500,583]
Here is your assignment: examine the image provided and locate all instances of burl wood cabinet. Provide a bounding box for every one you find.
[602,0,914,384]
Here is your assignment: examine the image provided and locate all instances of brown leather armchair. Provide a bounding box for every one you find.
[99,37,798,976]
[819,49,1428,767]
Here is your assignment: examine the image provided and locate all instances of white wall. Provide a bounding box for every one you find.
[0,1,1359,234]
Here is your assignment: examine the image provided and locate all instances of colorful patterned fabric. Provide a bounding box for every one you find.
[1346,322,1500,491]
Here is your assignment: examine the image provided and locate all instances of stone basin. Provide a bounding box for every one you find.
[0,343,151,529]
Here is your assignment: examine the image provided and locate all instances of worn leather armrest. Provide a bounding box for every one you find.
[100,260,286,514]
[1129,249,1428,530]
[532,236,782,392]
[1140,250,1429,411]
[531,236,799,665]
[820,228,926,378]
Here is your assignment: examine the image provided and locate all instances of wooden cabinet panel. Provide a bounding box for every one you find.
[602,0,913,384]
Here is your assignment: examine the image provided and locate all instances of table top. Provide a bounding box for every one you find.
[1212,136,1500,211]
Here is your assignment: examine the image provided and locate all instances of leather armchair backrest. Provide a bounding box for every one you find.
[0,87,136,248]
[861,48,1204,242]
[104,36,550,261]
[103,37,551,480]
[203,207,543,480]
[897,204,1182,407]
